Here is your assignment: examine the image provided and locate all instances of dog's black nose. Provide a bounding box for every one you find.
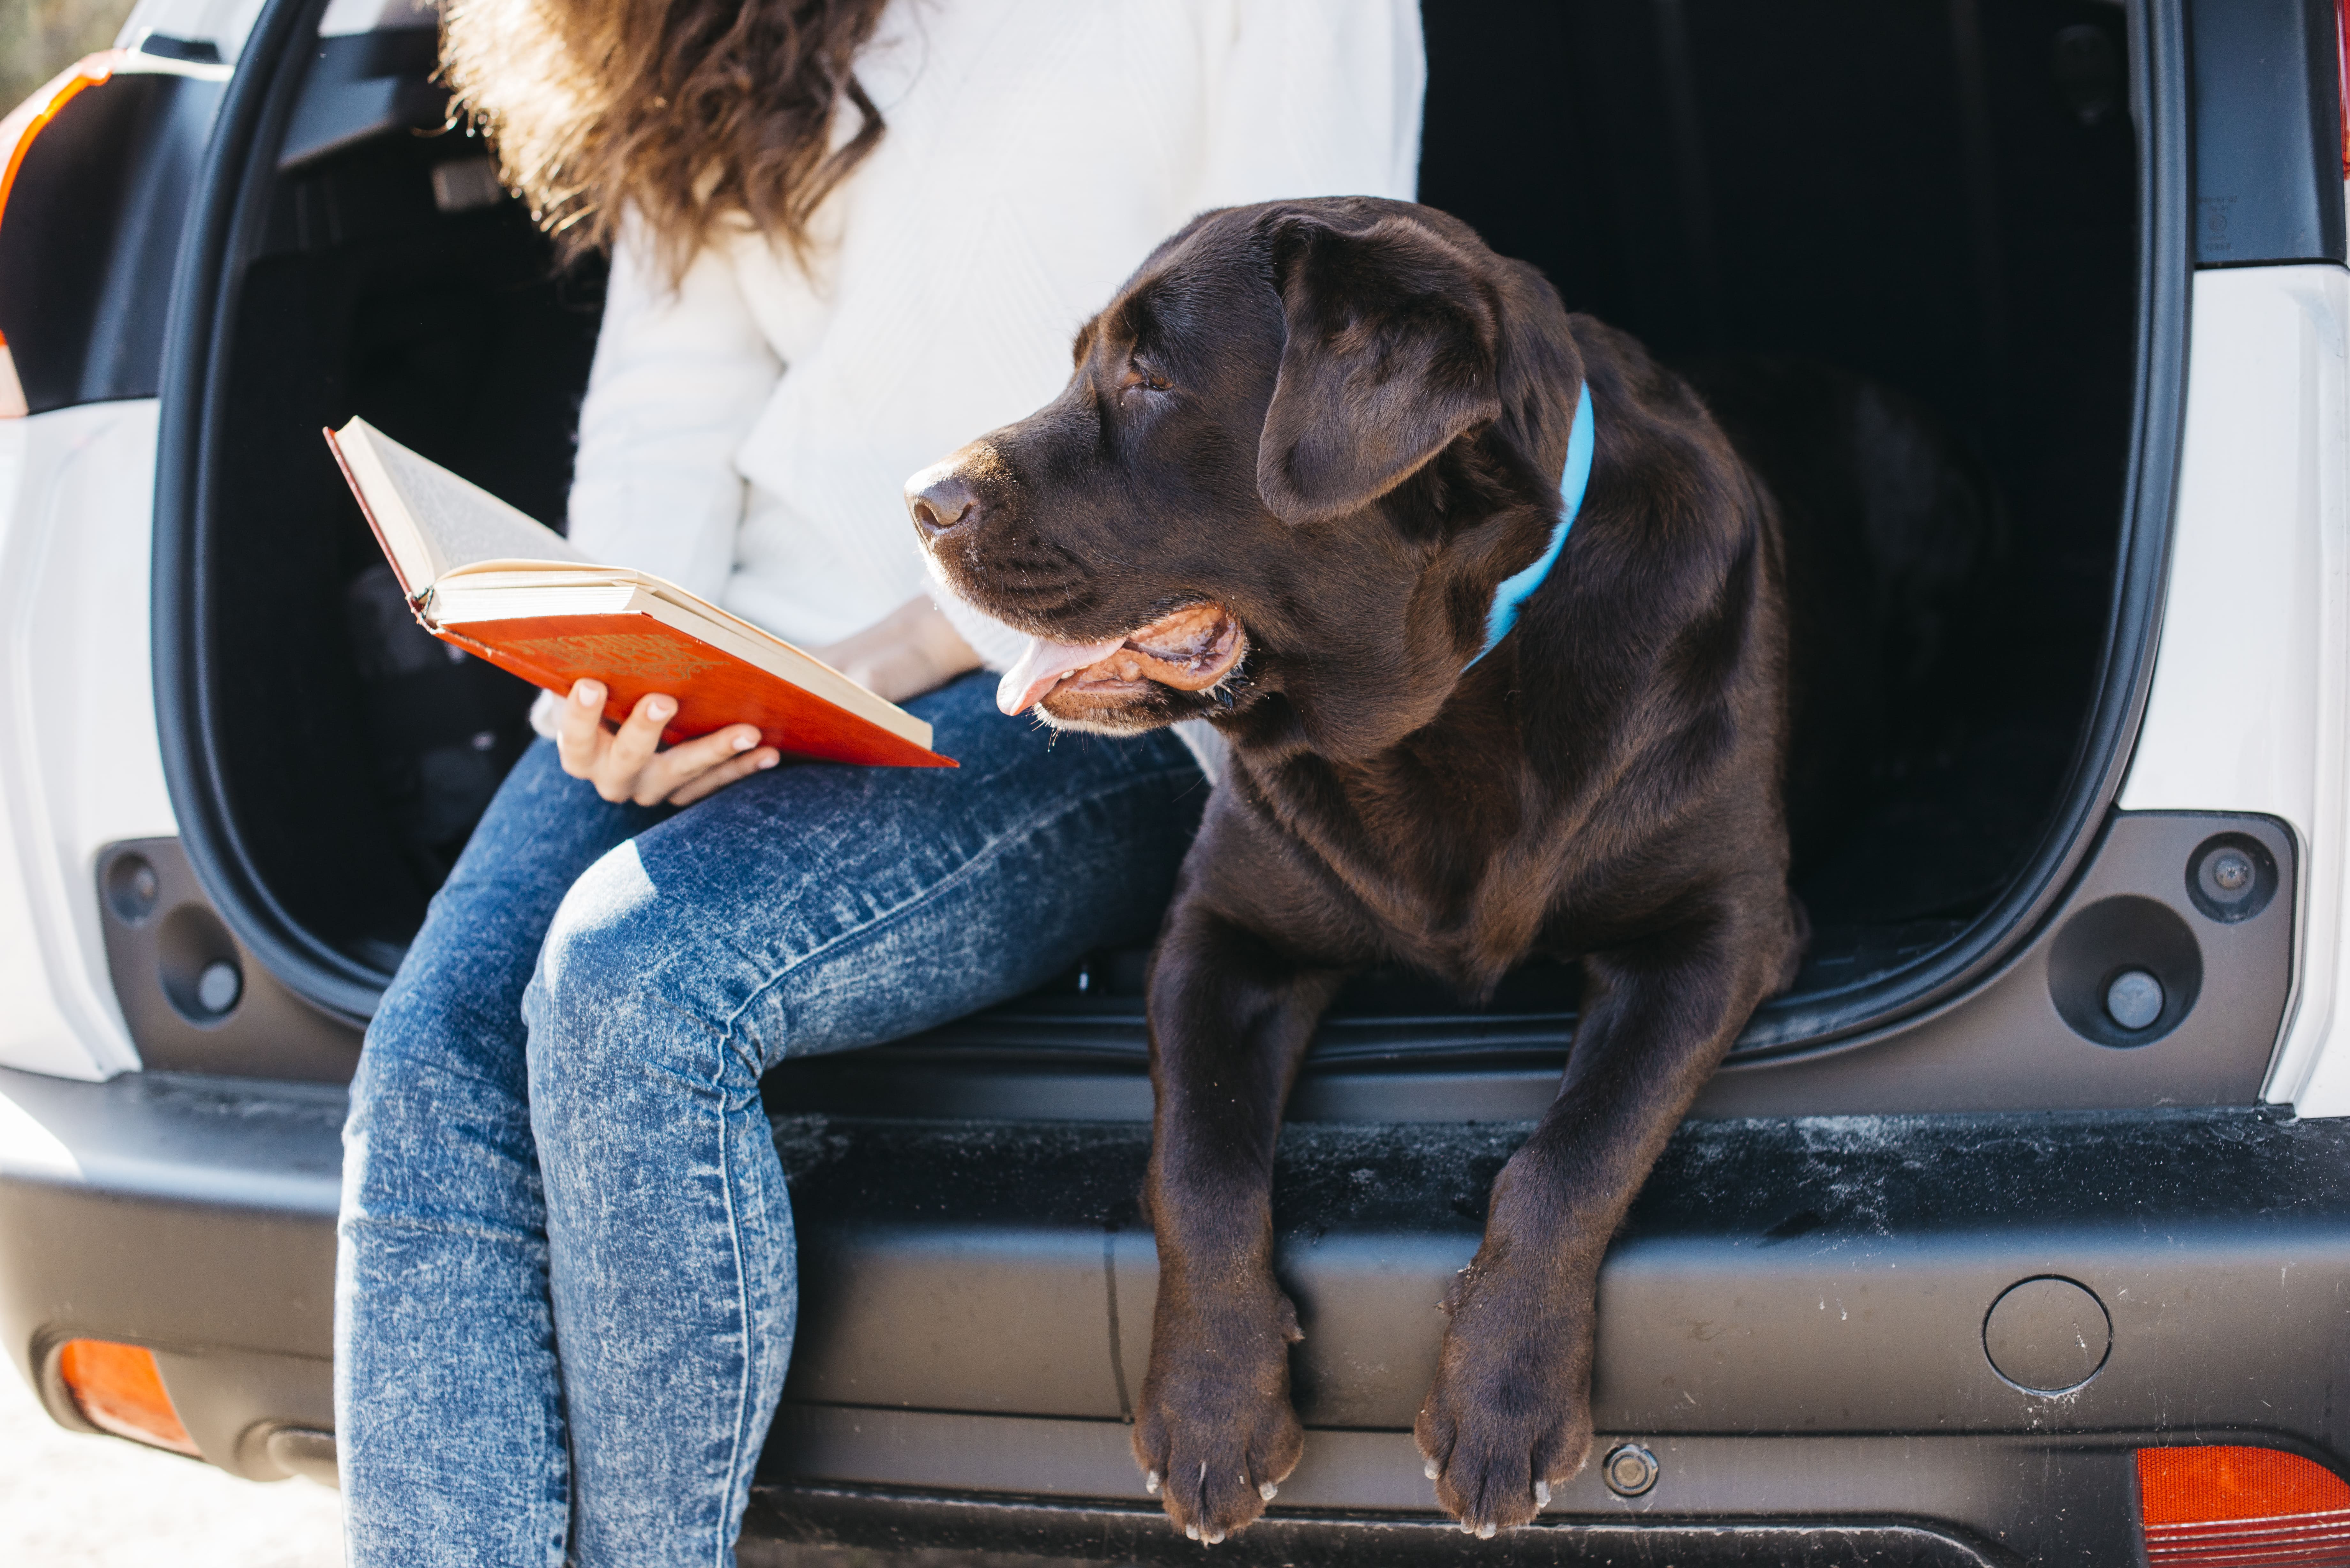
[906,469,981,538]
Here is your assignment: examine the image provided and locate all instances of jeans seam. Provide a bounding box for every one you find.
[716,761,1201,1048]
[713,1052,754,1568]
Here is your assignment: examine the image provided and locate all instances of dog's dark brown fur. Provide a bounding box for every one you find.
[910,198,1805,1540]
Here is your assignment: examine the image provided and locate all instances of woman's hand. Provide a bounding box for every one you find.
[815,595,982,705]
[552,596,973,804]
[554,679,779,806]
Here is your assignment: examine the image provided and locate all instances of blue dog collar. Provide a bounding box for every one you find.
[1467,380,1594,667]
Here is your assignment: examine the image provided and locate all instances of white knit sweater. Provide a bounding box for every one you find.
[558,0,1425,678]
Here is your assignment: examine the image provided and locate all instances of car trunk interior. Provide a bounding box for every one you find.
[176,0,2144,1101]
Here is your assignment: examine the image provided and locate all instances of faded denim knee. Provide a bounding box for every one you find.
[521,839,764,1125]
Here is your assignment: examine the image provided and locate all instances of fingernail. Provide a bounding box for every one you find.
[573,682,599,705]
[648,697,675,720]
[756,752,778,769]
[733,732,755,751]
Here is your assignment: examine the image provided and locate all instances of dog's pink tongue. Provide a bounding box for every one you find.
[998,633,1127,715]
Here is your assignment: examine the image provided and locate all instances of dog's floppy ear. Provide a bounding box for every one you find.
[1256,213,1504,524]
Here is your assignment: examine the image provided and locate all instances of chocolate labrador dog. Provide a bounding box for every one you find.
[908,197,1805,1541]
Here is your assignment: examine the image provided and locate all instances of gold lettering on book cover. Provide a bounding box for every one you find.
[500,632,731,684]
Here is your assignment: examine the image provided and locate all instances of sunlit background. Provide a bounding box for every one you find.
[2,0,140,109]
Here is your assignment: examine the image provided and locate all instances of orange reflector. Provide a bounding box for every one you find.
[55,1338,199,1456]
[2138,1447,2350,1566]
[0,45,124,377]
[0,50,121,246]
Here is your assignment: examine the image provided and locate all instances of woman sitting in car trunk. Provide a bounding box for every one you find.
[331,1,1423,1564]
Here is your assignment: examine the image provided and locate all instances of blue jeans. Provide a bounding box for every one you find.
[335,673,1202,1567]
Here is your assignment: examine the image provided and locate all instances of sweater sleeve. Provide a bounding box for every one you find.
[565,217,783,605]
[1192,0,1425,210]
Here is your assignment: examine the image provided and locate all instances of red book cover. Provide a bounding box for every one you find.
[435,616,956,768]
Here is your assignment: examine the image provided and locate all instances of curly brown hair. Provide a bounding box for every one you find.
[440,0,891,277]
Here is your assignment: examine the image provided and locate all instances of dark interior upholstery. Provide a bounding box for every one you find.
[1418,0,2135,991]
[205,140,602,965]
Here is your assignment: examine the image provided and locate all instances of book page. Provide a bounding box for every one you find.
[340,419,583,585]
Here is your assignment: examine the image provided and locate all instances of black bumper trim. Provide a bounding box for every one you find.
[744,1481,2013,1566]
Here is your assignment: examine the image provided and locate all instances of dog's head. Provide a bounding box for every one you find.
[908,197,1583,759]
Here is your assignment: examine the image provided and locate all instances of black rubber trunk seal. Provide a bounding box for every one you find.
[1729,0,2192,1058]
[154,0,2194,1050]
[152,0,385,1023]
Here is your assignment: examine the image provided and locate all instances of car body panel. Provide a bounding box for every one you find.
[0,401,174,1079]
[2118,264,2350,1110]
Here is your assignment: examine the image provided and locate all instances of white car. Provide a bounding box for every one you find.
[3,0,2348,1560]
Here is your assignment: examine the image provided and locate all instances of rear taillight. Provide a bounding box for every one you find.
[55,1337,200,1456]
[2138,1446,2350,1565]
[0,49,123,418]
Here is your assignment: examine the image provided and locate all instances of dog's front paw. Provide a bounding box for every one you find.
[1414,1254,1596,1536]
[1132,1287,1305,1544]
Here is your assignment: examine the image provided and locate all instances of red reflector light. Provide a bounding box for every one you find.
[55,1338,199,1456]
[2139,1447,2350,1566]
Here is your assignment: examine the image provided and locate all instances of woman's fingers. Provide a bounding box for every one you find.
[663,743,780,807]
[554,680,611,779]
[553,684,771,805]
[595,694,672,801]
[633,724,764,806]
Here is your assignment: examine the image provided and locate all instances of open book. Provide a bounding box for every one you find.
[325,418,954,768]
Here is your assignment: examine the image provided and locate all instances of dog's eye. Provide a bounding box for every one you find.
[1122,360,1171,394]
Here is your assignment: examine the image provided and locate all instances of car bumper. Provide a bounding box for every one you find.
[6,1063,2346,1563]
